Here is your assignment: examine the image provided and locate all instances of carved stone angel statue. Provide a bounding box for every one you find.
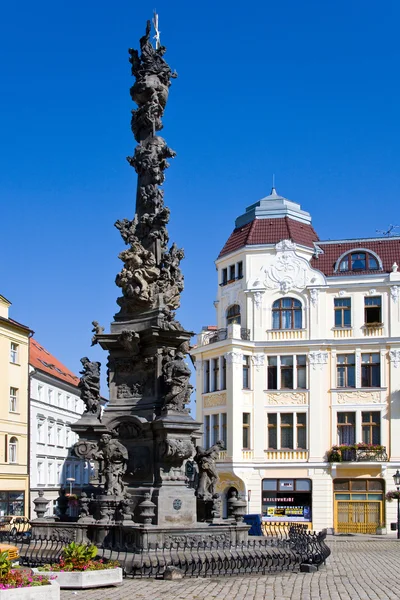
[97,433,129,497]
[78,357,102,420]
[91,321,104,346]
[162,342,193,412]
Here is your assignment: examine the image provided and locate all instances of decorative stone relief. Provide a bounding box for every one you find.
[337,391,381,404]
[225,351,243,365]
[309,288,319,307]
[390,286,399,304]
[204,393,227,408]
[338,290,346,297]
[265,392,307,405]
[251,353,265,371]
[308,351,328,369]
[253,291,264,309]
[263,239,325,293]
[389,349,400,368]
[365,289,377,296]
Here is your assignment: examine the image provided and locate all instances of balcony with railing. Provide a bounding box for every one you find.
[199,327,251,346]
[327,444,388,462]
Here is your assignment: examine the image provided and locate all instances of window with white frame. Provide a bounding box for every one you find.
[48,389,53,405]
[66,395,71,410]
[337,412,355,445]
[56,425,63,446]
[37,418,45,443]
[9,387,18,412]
[48,422,55,445]
[334,298,351,328]
[361,353,381,387]
[203,413,227,449]
[37,461,44,484]
[204,415,210,447]
[211,414,219,445]
[48,462,54,485]
[362,411,381,444]
[243,356,250,389]
[38,384,44,401]
[212,358,219,392]
[10,343,18,364]
[337,354,355,388]
[66,428,71,447]
[242,413,251,449]
[9,437,17,463]
[272,298,302,330]
[56,463,62,485]
[57,392,62,407]
[267,412,307,450]
[267,355,306,390]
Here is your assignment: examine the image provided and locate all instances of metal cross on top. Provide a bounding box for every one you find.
[153,10,161,49]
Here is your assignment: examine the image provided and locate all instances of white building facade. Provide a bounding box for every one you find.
[29,339,89,517]
[191,188,400,534]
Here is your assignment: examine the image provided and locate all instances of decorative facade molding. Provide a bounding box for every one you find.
[262,240,325,294]
[253,291,264,309]
[365,289,377,296]
[309,288,319,307]
[389,349,400,368]
[337,391,381,404]
[390,286,399,304]
[338,290,346,297]
[251,353,265,371]
[225,351,243,365]
[308,351,328,369]
[265,392,307,405]
[203,393,227,408]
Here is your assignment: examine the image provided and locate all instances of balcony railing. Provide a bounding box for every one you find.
[327,445,388,462]
[265,450,308,461]
[203,327,251,345]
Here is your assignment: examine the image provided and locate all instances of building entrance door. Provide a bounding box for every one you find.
[336,501,381,534]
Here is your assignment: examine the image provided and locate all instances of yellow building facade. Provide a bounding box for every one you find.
[0,295,31,516]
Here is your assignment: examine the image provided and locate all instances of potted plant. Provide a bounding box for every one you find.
[37,542,122,589]
[0,551,59,599]
[375,522,387,535]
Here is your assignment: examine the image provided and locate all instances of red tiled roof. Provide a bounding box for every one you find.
[311,238,400,276]
[219,217,319,258]
[30,338,79,387]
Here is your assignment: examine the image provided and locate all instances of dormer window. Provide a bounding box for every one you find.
[338,251,380,273]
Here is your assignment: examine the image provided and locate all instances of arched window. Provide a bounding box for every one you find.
[9,437,17,464]
[272,298,302,330]
[226,304,241,326]
[338,251,380,273]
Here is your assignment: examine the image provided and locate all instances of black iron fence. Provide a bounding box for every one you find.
[0,522,330,578]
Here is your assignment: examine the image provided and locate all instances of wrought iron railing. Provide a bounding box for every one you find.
[327,445,388,462]
[206,328,251,344]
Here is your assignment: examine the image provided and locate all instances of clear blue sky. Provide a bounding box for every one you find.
[1,0,400,406]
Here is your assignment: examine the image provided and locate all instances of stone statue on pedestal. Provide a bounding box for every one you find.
[162,342,193,411]
[194,440,225,500]
[78,357,102,420]
[98,433,129,497]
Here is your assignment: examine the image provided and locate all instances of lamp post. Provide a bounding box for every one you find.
[393,470,400,539]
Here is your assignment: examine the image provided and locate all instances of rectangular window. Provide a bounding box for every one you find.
[212,358,219,392]
[221,268,227,285]
[297,355,307,389]
[237,261,243,279]
[204,415,210,448]
[204,360,210,393]
[229,265,235,281]
[56,463,62,484]
[280,356,293,389]
[337,354,355,388]
[365,296,382,325]
[74,463,80,484]
[334,298,351,327]
[221,413,227,447]
[56,426,63,446]
[37,462,44,485]
[361,353,381,387]
[57,392,62,407]
[66,395,71,410]
[337,412,356,445]
[211,414,219,445]
[362,411,381,445]
[48,389,53,404]
[9,388,18,413]
[242,413,251,449]
[267,413,277,449]
[38,385,43,401]
[37,420,44,443]
[267,357,278,390]
[10,343,18,364]
[243,356,250,389]
[48,423,54,445]
[65,463,71,481]
[221,357,227,390]
[66,429,71,447]
[48,462,53,485]
[280,413,293,448]
[296,413,307,449]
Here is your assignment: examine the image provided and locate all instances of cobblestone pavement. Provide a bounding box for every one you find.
[60,537,400,600]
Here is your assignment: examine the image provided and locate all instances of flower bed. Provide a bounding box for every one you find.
[0,550,59,599]
[34,568,122,589]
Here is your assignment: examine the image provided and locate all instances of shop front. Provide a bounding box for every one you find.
[262,478,312,528]
[334,478,384,534]
[0,491,25,516]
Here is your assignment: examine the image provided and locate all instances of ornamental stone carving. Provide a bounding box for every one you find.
[390,286,399,304]
[203,393,227,408]
[263,240,325,293]
[251,353,265,371]
[309,288,319,307]
[389,349,400,368]
[337,391,381,404]
[225,350,243,365]
[253,291,264,309]
[308,351,328,369]
[265,392,307,405]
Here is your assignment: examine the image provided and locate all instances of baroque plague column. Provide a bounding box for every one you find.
[72,21,202,540]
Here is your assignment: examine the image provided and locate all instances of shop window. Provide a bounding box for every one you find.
[362,411,380,445]
[226,304,241,325]
[361,353,381,387]
[272,298,302,330]
[337,354,355,388]
[261,478,312,522]
[243,356,250,389]
[364,297,382,325]
[334,298,351,327]
[0,492,24,516]
[337,412,355,445]
[242,413,251,449]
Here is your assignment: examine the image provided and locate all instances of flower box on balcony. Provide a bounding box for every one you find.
[327,444,387,462]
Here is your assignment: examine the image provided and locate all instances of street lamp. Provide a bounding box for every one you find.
[66,477,75,496]
[393,470,400,539]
